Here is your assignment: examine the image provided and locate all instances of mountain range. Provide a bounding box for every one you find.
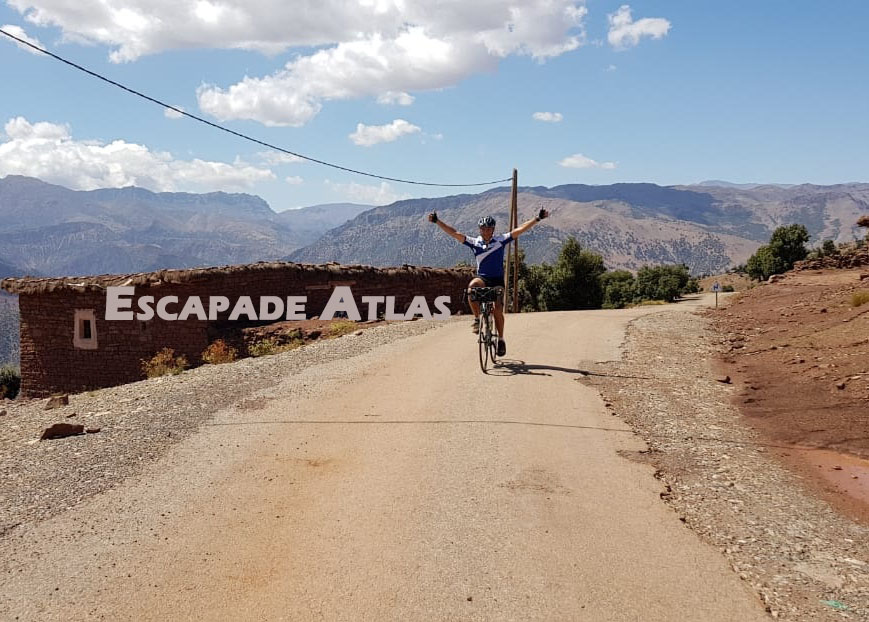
[2,175,868,280]
[289,182,869,274]
[0,176,370,277]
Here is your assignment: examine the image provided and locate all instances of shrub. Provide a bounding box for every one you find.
[821,239,839,256]
[635,264,692,302]
[746,224,809,280]
[327,320,358,338]
[0,364,20,399]
[248,336,304,357]
[851,291,869,307]
[600,270,636,309]
[722,284,735,293]
[201,339,237,365]
[141,348,189,378]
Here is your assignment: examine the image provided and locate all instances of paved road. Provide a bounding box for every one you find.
[3,298,766,620]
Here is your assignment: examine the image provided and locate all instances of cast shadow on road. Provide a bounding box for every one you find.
[487,359,652,380]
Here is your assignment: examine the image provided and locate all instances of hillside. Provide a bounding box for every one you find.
[0,176,370,276]
[290,183,869,273]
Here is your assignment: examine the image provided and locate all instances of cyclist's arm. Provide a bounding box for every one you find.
[510,209,549,239]
[428,213,466,243]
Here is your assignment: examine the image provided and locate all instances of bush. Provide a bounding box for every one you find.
[327,320,358,337]
[600,270,636,309]
[201,339,237,365]
[635,264,692,302]
[746,224,809,281]
[821,239,839,256]
[0,364,20,399]
[851,291,869,307]
[539,237,606,310]
[722,284,735,293]
[248,336,304,357]
[141,348,189,378]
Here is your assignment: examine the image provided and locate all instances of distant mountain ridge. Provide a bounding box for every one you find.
[289,182,869,274]
[0,176,371,276]
[2,175,867,279]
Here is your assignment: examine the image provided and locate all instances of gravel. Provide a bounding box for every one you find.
[0,318,457,535]
[581,310,869,621]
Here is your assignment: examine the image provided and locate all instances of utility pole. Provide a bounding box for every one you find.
[504,169,519,311]
[511,169,519,313]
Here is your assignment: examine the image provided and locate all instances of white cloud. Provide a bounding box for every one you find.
[163,106,184,119]
[8,1,590,126]
[607,5,671,50]
[377,91,415,106]
[1,24,44,53]
[558,153,616,169]
[532,111,563,123]
[285,175,303,185]
[0,116,274,192]
[257,151,305,165]
[605,64,617,72]
[349,119,421,147]
[326,180,411,205]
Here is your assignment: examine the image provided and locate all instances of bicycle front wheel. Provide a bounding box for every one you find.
[478,313,490,372]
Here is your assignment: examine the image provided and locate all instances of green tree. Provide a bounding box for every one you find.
[635,264,692,302]
[746,224,809,281]
[769,224,810,266]
[600,270,636,309]
[541,237,606,310]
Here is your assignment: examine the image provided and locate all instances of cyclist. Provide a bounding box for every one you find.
[428,207,549,356]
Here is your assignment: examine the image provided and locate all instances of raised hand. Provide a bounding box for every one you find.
[428,211,438,224]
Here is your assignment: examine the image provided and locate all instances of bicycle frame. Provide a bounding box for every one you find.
[470,287,502,372]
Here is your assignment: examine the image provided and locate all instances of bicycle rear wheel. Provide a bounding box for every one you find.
[478,312,490,372]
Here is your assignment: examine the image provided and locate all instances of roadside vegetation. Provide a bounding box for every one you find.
[248,336,305,357]
[0,364,20,399]
[141,348,189,378]
[509,237,700,312]
[201,339,238,365]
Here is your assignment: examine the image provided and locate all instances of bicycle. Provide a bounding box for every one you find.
[469,286,503,372]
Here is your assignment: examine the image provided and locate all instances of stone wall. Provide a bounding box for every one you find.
[16,264,471,398]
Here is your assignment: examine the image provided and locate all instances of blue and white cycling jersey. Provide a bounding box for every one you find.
[463,233,513,279]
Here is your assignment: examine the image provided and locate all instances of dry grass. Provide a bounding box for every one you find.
[201,339,237,365]
[141,348,189,378]
[248,337,305,357]
[851,291,869,307]
[327,320,359,338]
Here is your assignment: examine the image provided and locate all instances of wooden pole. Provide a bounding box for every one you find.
[510,169,519,313]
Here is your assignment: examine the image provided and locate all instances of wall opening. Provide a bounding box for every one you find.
[73,309,98,350]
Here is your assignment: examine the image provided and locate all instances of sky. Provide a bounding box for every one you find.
[1,1,868,212]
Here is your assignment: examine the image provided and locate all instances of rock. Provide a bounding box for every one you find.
[820,308,827,313]
[40,423,84,440]
[836,382,846,390]
[85,427,101,434]
[306,330,322,340]
[0,409,6,416]
[860,273,869,281]
[768,274,785,283]
[353,329,364,336]
[44,395,69,410]
[717,376,732,384]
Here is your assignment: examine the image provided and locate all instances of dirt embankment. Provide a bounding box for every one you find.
[712,268,869,519]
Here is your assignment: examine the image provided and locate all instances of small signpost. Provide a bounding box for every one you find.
[712,280,721,308]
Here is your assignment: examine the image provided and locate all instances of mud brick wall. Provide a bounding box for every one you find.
[16,264,471,398]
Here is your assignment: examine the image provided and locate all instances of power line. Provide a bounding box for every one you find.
[0,28,513,188]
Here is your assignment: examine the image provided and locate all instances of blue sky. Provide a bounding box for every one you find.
[1,1,867,211]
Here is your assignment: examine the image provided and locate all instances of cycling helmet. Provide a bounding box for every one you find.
[478,215,496,228]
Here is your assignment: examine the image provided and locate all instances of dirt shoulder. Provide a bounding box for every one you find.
[581,306,869,621]
[710,268,869,523]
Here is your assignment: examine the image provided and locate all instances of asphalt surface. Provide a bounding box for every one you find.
[2,297,767,620]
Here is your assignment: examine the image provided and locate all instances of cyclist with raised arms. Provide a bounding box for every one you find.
[428,208,549,356]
